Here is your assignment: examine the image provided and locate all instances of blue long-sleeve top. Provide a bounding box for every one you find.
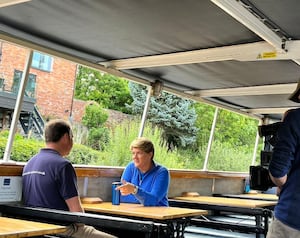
[269,108,300,230]
[120,161,170,206]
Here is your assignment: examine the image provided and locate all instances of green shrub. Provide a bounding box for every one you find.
[0,130,102,164]
[81,102,110,150]
[10,139,44,162]
[69,143,106,165]
[207,141,253,172]
[0,131,44,162]
[82,102,108,128]
[87,127,110,151]
[0,119,260,172]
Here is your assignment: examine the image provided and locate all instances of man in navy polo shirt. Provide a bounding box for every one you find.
[22,119,116,238]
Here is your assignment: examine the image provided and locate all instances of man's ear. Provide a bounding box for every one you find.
[61,132,69,142]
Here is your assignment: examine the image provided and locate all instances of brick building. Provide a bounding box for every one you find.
[0,41,79,120]
[0,41,100,130]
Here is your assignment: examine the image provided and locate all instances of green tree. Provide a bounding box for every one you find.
[194,103,216,149]
[127,82,198,150]
[194,103,258,148]
[215,109,258,146]
[75,65,133,113]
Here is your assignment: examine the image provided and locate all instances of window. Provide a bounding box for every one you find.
[31,51,53,72]
[12,70,36,98]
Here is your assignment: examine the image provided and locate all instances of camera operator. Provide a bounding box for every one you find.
[267,83,300,238]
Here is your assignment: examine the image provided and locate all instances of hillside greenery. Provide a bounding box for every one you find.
[1,112,262,172]
[0,66,264,172]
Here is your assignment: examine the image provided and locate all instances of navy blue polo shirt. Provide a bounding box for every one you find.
[22,148,78,211]
[269,108,300,230]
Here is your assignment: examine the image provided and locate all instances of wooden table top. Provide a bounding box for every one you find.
[0,216,67,238]
[232,193,278,201]
[82,202,207,220]
[172,195,277,208]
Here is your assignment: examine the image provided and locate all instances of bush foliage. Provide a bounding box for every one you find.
[0,64,261,171]
[82,102,110,150]
[0,130,43,162]
[0,116,261,173]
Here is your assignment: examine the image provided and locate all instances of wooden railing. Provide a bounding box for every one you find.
[0,164,247,179]
[0,164,23,176]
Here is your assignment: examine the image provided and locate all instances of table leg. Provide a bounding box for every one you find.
[255,210,272,238]
[254,214,262,238]
[262,209,273,238]
[165,218,190,238]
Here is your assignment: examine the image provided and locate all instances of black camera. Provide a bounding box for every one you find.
[258,122,282,138]
[250,151,275,191]
[258,122,282,147]
[249,122,282,191]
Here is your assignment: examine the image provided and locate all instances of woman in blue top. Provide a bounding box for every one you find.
[116,137,170,206]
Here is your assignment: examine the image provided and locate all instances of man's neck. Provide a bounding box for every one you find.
[45,143,62,156]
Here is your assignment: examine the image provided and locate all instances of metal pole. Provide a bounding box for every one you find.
[138,85,152,138]
[203,107,219,171]
[83,177,89,197]
[251,127,260,166]
[1,50,33,163]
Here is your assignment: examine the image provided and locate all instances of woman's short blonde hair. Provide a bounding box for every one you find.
[130,137,154,158]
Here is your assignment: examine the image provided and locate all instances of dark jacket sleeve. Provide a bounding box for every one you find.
[269,109,300,178]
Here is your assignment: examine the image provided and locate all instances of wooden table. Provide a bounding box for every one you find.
[0,204,155,238]
[83,202,207,238]
[0,216,67,238]
[172,196,277,208]
[214,193,278,201]
[169,196,277,238]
